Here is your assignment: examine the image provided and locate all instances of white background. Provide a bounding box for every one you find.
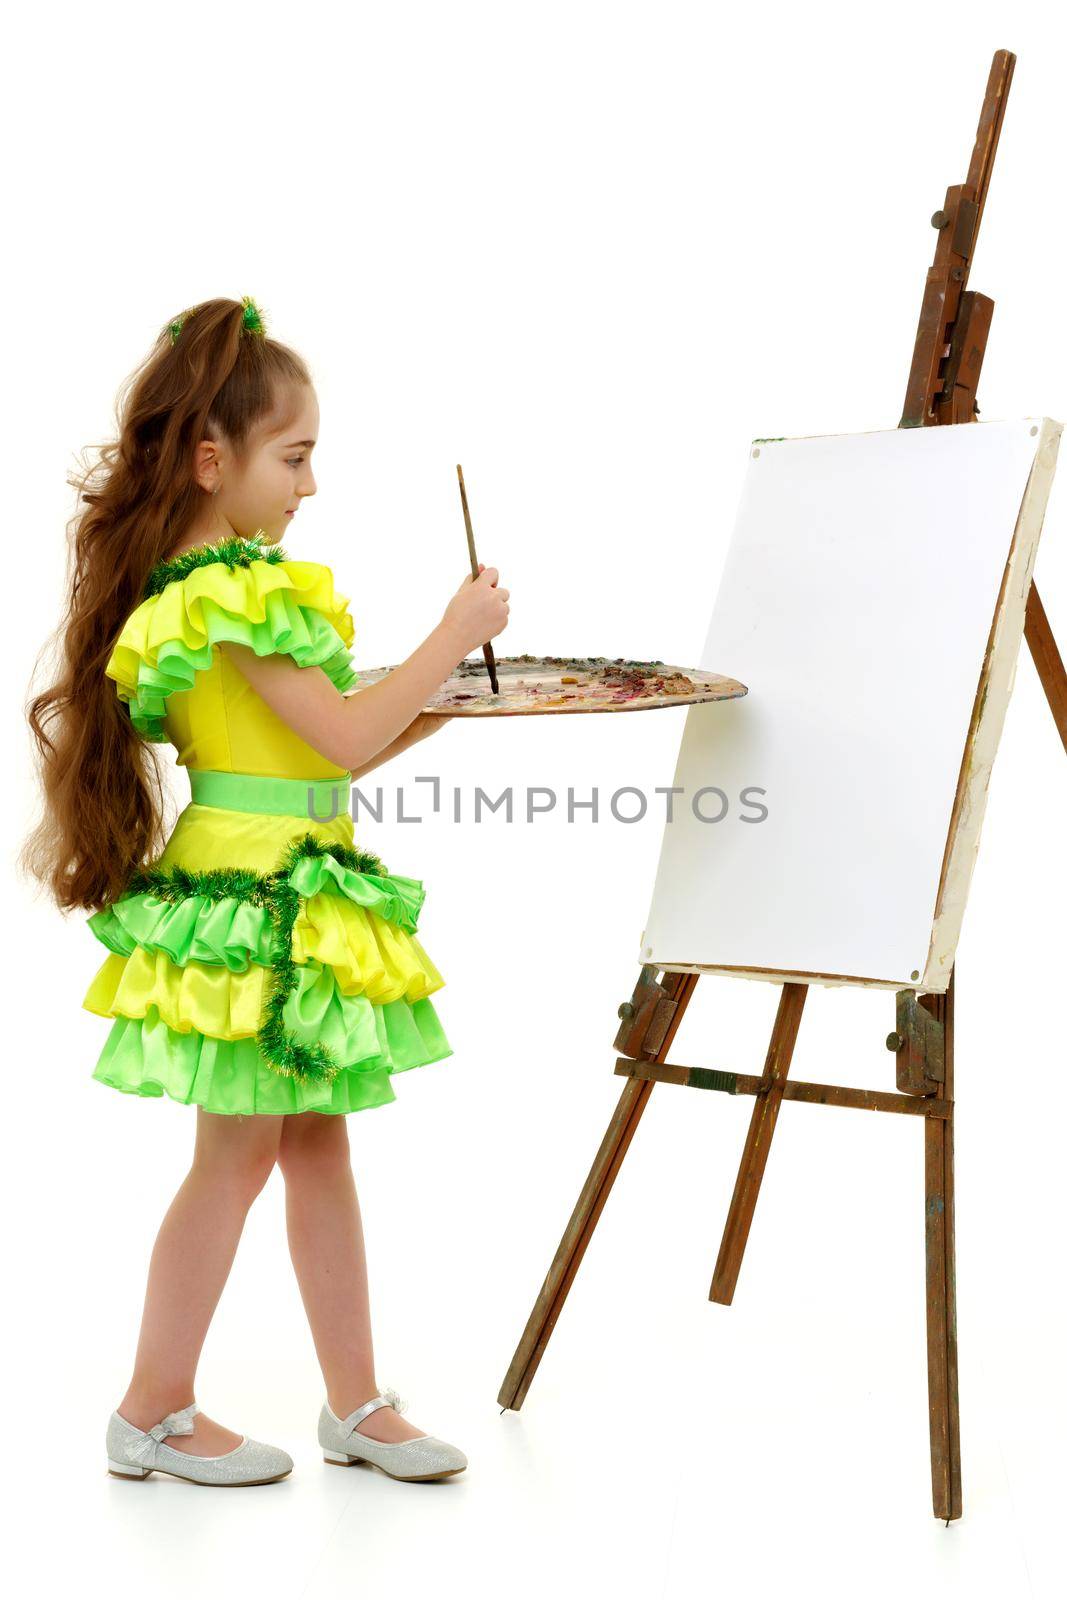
[4,3,1065,1597]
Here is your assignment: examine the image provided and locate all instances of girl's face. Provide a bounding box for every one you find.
[204,384,320,546]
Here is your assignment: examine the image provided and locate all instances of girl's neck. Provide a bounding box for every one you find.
[165,523,237,563]
[165,523,281,564]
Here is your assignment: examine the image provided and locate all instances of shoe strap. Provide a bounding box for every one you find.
[126,1402,200,1464]
[338,1387,406,1438]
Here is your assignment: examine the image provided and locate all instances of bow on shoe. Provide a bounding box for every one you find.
[381,1387,407,1415]
[126,1402,200,1465]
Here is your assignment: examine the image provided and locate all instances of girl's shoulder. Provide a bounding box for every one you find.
[106,532,358,741]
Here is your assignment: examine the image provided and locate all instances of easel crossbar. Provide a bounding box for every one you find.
[615,1057,952,1118]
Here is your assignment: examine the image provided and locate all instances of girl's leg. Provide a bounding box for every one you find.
[277,1111,425,1444]
[117,1108,284,1457]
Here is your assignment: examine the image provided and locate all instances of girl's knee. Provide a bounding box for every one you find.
[191,1146,278,1207]
[277,1111,350,1183]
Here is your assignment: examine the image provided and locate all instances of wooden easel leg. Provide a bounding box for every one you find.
[498,972,699,1410]
[923,971,962,1521]
[709,983,808,1304]
[1025,582,1067,754]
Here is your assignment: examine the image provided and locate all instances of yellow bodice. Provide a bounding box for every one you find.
[163,646,348,780]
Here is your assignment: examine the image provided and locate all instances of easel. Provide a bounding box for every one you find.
[496,50,1067,1522]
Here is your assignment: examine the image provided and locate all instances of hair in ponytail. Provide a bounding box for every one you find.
[21,296,312,912]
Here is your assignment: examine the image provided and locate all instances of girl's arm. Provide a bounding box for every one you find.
[218,621,465,773]
[218,563,508,773]
[348,712,450,782]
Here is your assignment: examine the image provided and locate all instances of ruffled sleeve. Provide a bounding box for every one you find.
[106,548,359,741]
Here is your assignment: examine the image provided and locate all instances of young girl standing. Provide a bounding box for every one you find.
[24,295,509,1487]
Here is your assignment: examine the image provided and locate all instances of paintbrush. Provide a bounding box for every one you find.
[456,464,500,695]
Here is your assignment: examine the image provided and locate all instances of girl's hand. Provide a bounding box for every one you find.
[441,561,510,655]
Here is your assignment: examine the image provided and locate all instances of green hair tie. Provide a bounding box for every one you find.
[166,297,267,347]
[240,295,267,336]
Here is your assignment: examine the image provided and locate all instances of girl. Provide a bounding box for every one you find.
[23,295,509,1487]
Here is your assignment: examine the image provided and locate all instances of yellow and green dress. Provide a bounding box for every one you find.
[83,532,452,1115]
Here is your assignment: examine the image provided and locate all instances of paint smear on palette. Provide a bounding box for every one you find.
[348,654,748,716]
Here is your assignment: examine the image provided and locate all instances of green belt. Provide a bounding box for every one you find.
[188,768,351,820]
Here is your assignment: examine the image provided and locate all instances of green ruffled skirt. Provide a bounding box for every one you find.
[84,771,453,1115]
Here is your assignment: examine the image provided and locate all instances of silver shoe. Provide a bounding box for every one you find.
[106,1402,293,1486]
[319,1387,467,1480]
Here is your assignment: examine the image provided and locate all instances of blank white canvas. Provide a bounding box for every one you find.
[640,418,1060,991]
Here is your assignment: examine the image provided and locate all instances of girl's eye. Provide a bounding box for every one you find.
[287,457,305,467]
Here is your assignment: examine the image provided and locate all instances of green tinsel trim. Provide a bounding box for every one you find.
[280,831,387,879]
[125,862,279,908]
[120,834,390,1084]
[144,532,287,599]
[168,317,184,345]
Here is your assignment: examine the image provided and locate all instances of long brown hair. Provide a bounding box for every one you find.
[22,296,312,913]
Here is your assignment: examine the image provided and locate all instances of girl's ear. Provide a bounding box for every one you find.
[192,437,224,495]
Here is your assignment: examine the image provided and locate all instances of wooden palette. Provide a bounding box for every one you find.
[348,654,747,716]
